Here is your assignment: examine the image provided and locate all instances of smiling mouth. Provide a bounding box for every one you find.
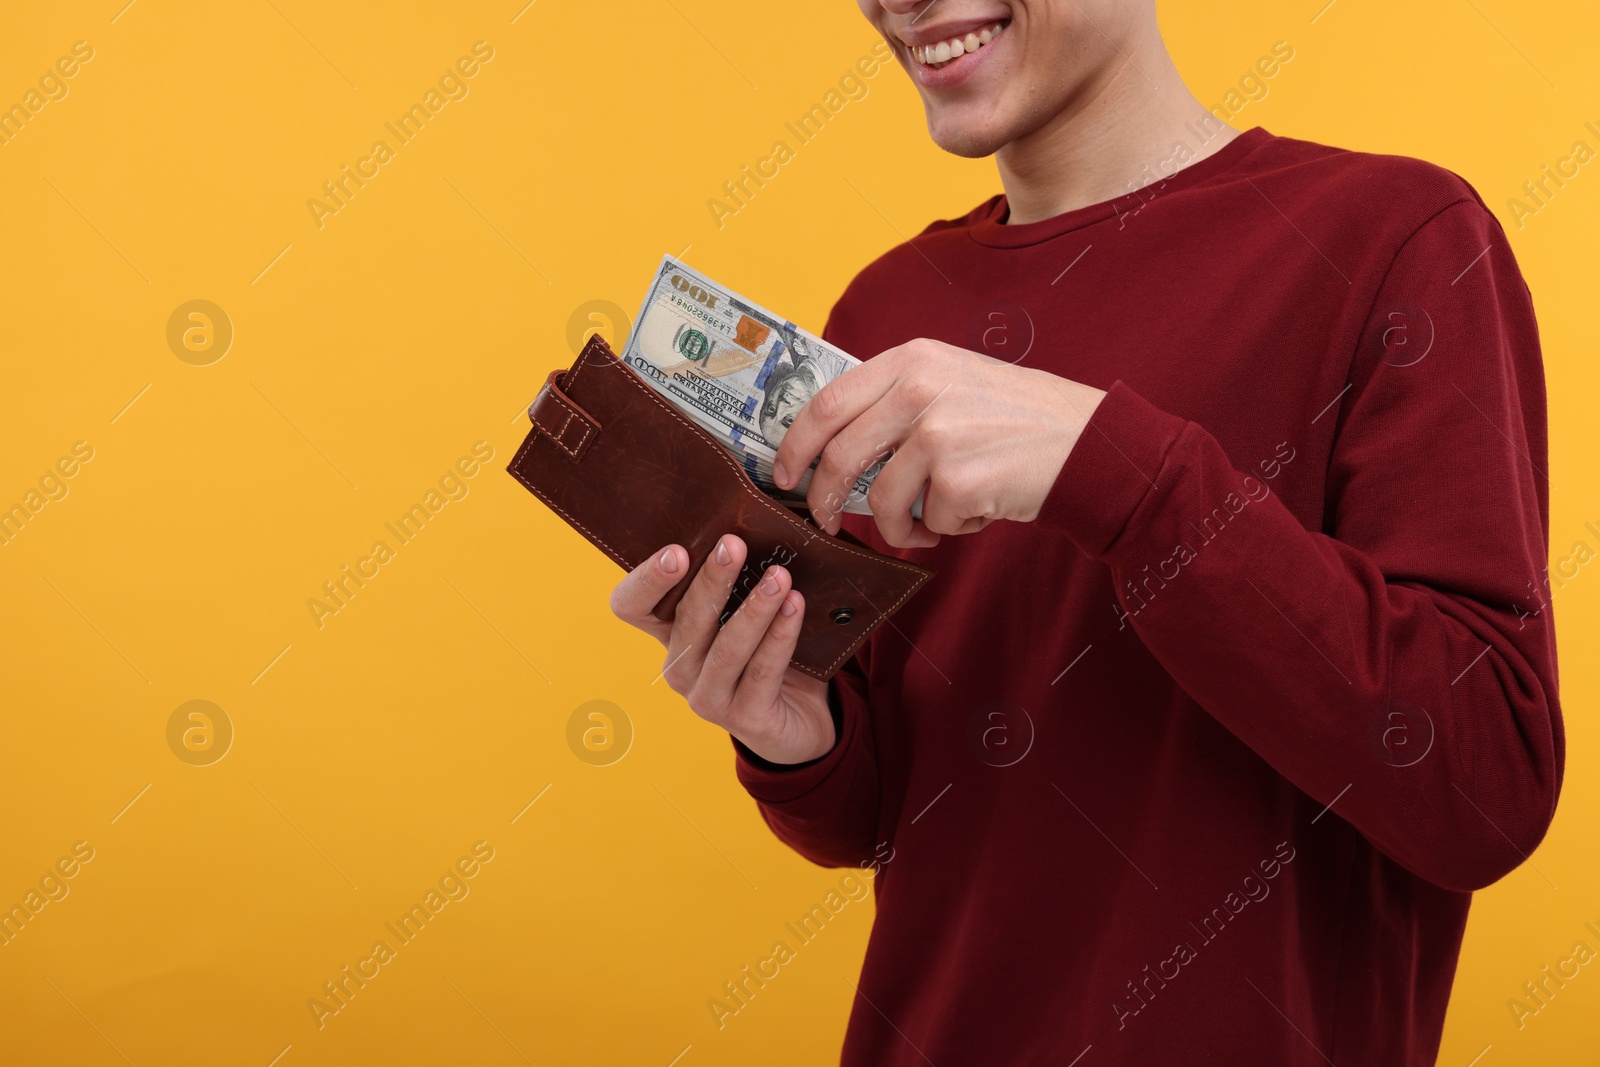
[905,21,1008,70]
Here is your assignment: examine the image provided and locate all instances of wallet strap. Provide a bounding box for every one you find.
[529,370,601,461]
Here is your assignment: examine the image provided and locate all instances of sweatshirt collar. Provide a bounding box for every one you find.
[969,126,1273,248]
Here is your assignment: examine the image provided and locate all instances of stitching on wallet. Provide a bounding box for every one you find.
[555,354,602,457]
[559,407,594,457]
[533,395,572,455]
[534,382,597,460]
[509,435,631,570]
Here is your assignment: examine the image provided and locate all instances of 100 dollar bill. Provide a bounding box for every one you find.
[620,255,880,515]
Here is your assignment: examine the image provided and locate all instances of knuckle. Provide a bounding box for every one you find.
[942,469,978,504]
[904,372,937,406]
[821,436,852,471]
[686,681,727,724]
[701,640,730,675]
[915,404,950,438]
[864,482,884,514]
[669,598,699,636]
[812,384,845,422]
[720,705,757,740]
[662,651,694,691]
[743,654,778,690]
[866,485,902,525]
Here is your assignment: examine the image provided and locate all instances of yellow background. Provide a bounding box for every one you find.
[0,1,1594,1064]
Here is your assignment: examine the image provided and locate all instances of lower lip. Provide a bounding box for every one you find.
[910,27,1006,90]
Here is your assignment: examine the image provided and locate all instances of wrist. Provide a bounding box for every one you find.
[1026,380,1107,522]
[1061,380,1109,455]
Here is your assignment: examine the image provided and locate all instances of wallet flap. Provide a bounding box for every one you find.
[507,335,934,681]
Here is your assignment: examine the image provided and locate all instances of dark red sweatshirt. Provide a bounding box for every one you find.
[733,127,1562,1066]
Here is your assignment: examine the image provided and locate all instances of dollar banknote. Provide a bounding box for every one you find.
[619,255,882,515]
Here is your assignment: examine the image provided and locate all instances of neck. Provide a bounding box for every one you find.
[996,39,1240,226]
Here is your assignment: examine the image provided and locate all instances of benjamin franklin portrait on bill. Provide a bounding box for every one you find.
[758,328,851,446]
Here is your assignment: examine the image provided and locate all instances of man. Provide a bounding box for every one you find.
[609,1,1563,1063]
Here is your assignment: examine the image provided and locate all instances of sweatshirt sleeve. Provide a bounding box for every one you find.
[732,653,883,870]
[1034,199,1563,893]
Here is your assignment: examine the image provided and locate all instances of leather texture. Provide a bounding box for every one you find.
[507,335,935,681]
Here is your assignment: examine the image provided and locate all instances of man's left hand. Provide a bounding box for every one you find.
[773,338,1108,548]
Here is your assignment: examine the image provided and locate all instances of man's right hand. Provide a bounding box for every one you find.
[609,534,836,766]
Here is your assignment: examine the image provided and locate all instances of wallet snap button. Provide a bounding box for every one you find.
[829,607,856,625]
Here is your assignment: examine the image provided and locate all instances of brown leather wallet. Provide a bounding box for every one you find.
[506,335,934,680]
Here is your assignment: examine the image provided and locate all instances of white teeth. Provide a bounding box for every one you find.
[910,23,1005,69]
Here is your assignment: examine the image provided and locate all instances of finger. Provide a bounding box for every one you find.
[865,448,940,549]
[609,544,688,641]
[693,564,793,713]
[729,588,808,730]
[806,411,904,534]
[773,353,898,490]
[918,486,986,538]
[661,534,747,689]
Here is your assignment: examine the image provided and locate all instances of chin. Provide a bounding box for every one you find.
[926,120,1012,159]
[923,103,1029,159]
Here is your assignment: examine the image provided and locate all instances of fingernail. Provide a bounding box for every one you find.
[715,538,731,566]
[779,598,797,617]
[773,461,789,487]
[659,549,678,574]
[759,569,779,596]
